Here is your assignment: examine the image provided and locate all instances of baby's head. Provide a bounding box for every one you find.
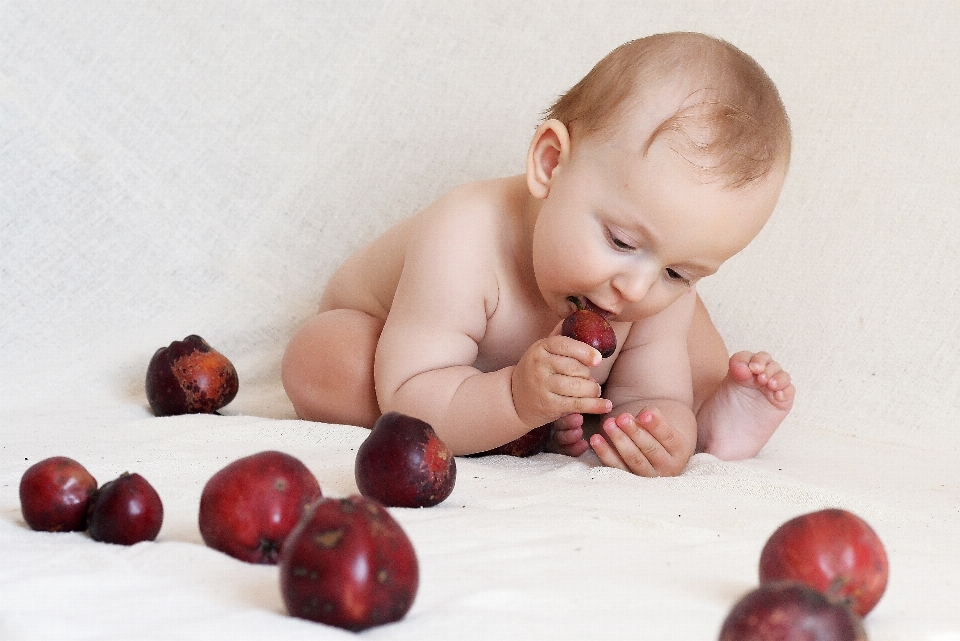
[525,33,791,321]
[545,32,791,188]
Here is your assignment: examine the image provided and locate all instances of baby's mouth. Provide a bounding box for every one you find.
[568,296,614,320]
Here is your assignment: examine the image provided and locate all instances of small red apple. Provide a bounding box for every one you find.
[355,412,456,508]
[19,456,97,532]
[719,581,866,641]
[470,424,551,458]
[87,472,164,545]
[199,450,322,563]
[759,508,889,617]
[562,297,616,358]
[145,334,239,416]
[280,495,419,631]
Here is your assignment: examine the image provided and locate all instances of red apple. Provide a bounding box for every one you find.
[280,495,419,631]
[470,424,551,458]
[719,581,866,641]
[87,472,164,545]
[199,450,322,563]
[19,456,97,532]
[145,334,239,416]
[562,297,617,358]
[759,508,889,617]
[355,412,456,508]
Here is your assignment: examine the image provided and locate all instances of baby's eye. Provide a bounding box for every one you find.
[666,268,690,285]
[605,228,636,252]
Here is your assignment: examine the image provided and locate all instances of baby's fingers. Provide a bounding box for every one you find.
[591,410,687,477]
[591,415,661,477]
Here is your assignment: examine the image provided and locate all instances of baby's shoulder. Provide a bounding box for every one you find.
[420,175,524,225]
[407,175,527,253]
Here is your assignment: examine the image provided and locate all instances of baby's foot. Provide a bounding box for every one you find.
[696,351,795,460]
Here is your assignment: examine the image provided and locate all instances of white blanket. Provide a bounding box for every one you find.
[2,2,959,639]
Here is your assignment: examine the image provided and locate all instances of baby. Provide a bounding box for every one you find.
[282,32,795,477]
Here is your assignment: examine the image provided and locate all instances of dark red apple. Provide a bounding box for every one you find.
[199,450,322,564]
[87,472,164,545]
[19,456,97,532]
[355,412,456,508]
[145,334,239,416]
[562,297,616,358]
[469,424,551,458]
[719,581,866,641]
[759,508,889,617]
[280,495,419,631]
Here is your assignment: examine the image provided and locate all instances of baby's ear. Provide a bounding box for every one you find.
[526,119,571,199]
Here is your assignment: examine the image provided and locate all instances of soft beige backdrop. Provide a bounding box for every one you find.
[2,2,959,640]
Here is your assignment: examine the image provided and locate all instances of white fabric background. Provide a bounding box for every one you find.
[2,2,959,639]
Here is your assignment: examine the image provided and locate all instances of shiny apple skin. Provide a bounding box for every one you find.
[355,412,456,508]
[561,309,617,358]
[87,472,164,545]
[279,495,419,631]
[759,508,889,617]
[199,450,322,564]
[719,581,867,641]
[19,456,98,532]
[145,334,239,416]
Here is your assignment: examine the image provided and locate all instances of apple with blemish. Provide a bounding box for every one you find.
[145,334,239,416]
[355,412,456,508]
[199,450,322,563]
[562,296,617,357]
[279,495,419,631]
[759,508,889,617]
[19,456,97,532]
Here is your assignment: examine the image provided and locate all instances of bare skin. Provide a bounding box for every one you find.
[282,85,796,476]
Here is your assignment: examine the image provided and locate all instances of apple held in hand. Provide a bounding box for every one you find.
[562,297,616,358]
[199,450,322,563]
[280,495,419,631]
[355,412,456,508]
[145,335,239,416]
[19,456,98,532]
[87,472,164,545]
[719,581,866,641]
[759,508,889,617]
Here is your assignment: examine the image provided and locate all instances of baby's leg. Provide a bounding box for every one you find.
[281,309,383,428]
[688,297,795,460]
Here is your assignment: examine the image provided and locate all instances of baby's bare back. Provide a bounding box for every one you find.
[318,175,567,374]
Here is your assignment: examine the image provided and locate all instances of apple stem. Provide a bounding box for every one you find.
[258,538,282,564]
[566,296,584,311]
[825,576,852,605]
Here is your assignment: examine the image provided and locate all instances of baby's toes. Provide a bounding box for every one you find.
[757,357,784,385]
[552,426,584,445]
[747,351,774,376]
[766,372,795,408]
[728,351,760,384]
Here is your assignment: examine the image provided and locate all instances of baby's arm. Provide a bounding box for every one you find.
[374,215,609,455]
[590,289,699,477]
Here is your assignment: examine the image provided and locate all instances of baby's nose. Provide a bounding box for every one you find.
[611,267,657,303]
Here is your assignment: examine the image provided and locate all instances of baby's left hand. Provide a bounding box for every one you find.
[590,408,692,477]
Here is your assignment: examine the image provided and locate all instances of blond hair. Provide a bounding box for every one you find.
[546,32,791,188]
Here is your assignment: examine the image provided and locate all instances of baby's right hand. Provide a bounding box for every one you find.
[510,334,612,429]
